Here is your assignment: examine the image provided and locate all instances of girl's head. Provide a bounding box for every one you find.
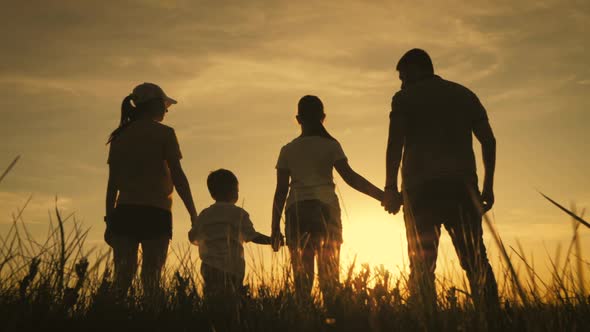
[297,95,325,124]
[108,83,177,143]
[296,95,335,140]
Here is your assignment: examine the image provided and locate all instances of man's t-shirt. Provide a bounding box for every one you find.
[189,202,259,281]
[108,119,182,211]
[276,136,347,208]
[390,75,488,190]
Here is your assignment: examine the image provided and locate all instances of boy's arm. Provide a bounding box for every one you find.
[251,233,272,245]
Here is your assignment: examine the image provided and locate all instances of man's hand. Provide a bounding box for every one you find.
[481,187,494,213]
[271,231,284,252]
[382,188,403,215]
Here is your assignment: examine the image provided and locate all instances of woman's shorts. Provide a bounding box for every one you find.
[285,199,342,248]
[108,204,172,242]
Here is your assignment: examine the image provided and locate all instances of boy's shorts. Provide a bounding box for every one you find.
[201,263,243,297]
[108,204,172,242]
[285,199,342,248]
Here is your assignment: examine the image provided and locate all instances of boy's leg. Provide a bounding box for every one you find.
[140,236,169,296]
[201,263,242,331]
[111,235,139,296]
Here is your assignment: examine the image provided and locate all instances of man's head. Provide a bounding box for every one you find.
[207,169,239,203]
[396,49,434,88]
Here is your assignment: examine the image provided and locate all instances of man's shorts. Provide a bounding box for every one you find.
[108,204,172,242]
[403,178,480,223]
[285,199,342,248]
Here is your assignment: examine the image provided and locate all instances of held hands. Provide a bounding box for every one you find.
[271,231,285,252]
[382,188,403,215]
[190,211,199,227]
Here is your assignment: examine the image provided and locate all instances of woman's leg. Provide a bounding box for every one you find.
[140,236,169,295]
[111,235,139,296]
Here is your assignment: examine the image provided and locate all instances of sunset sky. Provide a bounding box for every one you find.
[1,0,589,282]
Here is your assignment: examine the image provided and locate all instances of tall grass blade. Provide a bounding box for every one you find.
[0,155,20,184]
[539,192,590,229]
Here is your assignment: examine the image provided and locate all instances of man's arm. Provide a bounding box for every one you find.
[383,100,405,214]
[271,169,289,251]
[473,120,496,212]
[168,158,198,223]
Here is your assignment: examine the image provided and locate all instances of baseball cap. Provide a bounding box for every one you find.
[131,82,178,107]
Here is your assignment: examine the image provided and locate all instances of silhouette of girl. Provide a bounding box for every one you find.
[105,83,197,295]
[271,95,383,303]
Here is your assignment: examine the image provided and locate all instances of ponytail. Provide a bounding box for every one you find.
[298,95,336,141]
[107,94,137,144]
[316,122,335,140]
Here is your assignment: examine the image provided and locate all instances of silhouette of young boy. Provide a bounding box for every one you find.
[189,169,277,298]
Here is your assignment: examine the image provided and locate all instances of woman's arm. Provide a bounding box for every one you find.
[271,169,290,251]
[334,159,384,202]
[105,164,118,219]
[168,158,198,223]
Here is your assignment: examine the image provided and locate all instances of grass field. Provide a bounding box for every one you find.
[1,198,589,332]
[1,158,589,331]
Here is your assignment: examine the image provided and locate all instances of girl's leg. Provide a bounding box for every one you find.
[317,241,341,307]
[289,245,315,300]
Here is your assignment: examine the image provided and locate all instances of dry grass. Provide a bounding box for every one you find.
[1,159,589,331]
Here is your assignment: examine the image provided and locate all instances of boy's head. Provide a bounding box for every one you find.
[207,169,239,203]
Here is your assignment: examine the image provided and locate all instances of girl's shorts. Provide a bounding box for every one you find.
[285,199,342,248]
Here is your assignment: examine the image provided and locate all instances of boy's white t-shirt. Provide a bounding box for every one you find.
[189,202,259,280]
[276,136,347,208]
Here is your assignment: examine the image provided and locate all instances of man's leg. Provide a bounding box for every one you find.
[317,241,341,309]
[140,236,169,296]
[111,235,139,296]
[445,203,499,309]
[403,192,442,305]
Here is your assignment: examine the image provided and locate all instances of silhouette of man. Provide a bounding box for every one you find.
[382,49,499,308]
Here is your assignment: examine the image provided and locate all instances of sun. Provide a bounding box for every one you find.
[340,204,409,276]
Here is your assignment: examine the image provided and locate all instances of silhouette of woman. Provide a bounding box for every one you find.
[271,95,383,304]
[105,83,198,295]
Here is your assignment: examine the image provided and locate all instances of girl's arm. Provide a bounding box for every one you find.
[271,169,290,251]
[334,159,384,202]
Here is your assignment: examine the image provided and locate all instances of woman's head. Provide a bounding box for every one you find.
[107,83,177,143]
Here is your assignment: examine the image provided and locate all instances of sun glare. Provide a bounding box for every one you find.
[340,207,409,275]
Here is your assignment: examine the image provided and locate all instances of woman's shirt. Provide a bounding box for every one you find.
[108,119,182,211]
[276,136,347,208]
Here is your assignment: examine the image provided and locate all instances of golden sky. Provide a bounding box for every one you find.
[1,0,589,281]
